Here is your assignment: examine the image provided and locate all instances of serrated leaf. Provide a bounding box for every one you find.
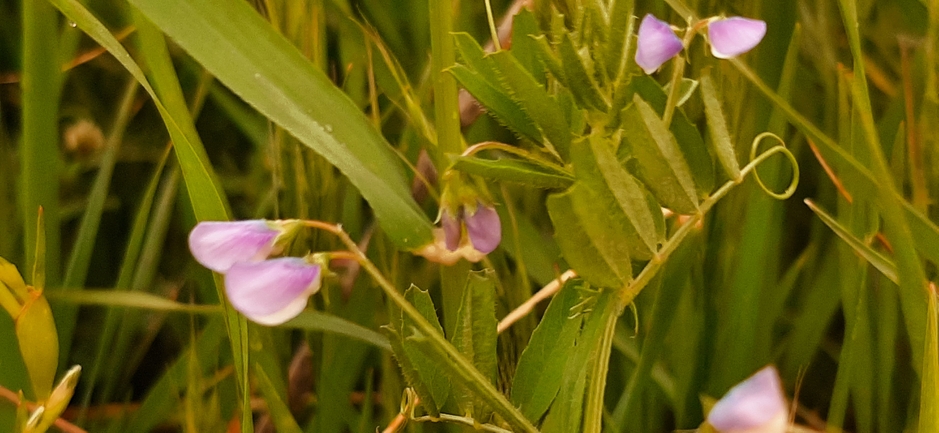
[512,280,584,422]
[449,270,499,419]
[490,50,573,160]
[558,33,609,111]
[541,289,615,432]
[621,96,699,213]
[449,154,573,189]
[700,71,741,180]
[510,8,545,83]
[533,35,569,87]
[129,0,434,250]
[449,65,542,141]
[398,286,450,414]
[805,200,897,283]
[629,75,714,196]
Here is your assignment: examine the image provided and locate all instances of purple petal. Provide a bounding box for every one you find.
[189,220,280,273]
[708,366,787,433]
[442,209,462,251]
[464,203,501,254]
[708,17,767,59]
[224,258,321,325]
[635,14,684,74]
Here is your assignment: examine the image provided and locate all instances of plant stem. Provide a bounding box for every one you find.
[307,221,539,433]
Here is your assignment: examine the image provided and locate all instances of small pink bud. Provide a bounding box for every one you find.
[635,14,684,74]
[707,366,788,433]
[188,220,289,273]
[224,258,322,325]
[464,203,501,254]
[707,17,767,59]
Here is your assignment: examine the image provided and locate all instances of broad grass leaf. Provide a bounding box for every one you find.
[254,365,303,433]
[449,154,574,189]
[449,271,499,419]
[621,96,699,213]
[512,279,584,422]
[805,200,897,283]
[919,287,939,433]
[129,0,434,250]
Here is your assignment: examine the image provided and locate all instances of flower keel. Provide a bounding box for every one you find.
[707,365,788,433]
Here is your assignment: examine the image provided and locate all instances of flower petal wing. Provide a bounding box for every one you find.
[635,14,683,74]
[707,366,787,433]
[188,220,280,272]
[708,17,767,59]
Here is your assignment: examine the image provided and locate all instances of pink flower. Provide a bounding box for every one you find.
[188,220,297,273]
[707,366,788,433]
[224,258,322,325]
[635,14,684,74]
[707,17,767,59]
[440,201,502,254]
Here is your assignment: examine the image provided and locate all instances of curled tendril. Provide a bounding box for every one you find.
[746,132,800,200]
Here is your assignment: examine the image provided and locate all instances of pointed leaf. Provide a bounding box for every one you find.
[512,280,584,422]
[398,286,450,414]
[449,270,499,419]
[510,8,545,83]
[621,96,699,213]
[805,200,898,284]
[254,365,303,433]
[449,154,574,189]
[699,71,741,180]
[558,33,609,111]
[449,65,542,141]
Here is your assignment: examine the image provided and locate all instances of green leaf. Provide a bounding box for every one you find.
[449,65,542,141]
[281,310,392,352]
[510,8,545,83]
[15,294,57,401]
[449,154,574,189]
[604,0,635,80]
[541,288,615,432]
[557,33,609,111]
[449,270,499,419]
[805,200,898,284]
[129,0,434,250]
[699,71,741,180]
[621,96,699,213]
[402,286,451,413]
[628,75,714,196]
[533,35,569,88]
[254,365,303,433]
[663,78,698,107]
[512,280,584,422]
[490,50,573,160]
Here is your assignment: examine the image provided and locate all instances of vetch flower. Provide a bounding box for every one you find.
[188,220,300,273]
[224,257,322,325]
[707,17,767,59]
[707,365,788,433]
[635,14,684,74]
[441,201,502,254]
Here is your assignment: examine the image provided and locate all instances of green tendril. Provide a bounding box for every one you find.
[746,132,800,200]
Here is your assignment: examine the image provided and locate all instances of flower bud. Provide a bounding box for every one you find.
[224,257,322,325]
[15,292,59,400]
[707,17,767,59]
[188,220,300,273]
[635,14,684,74]
[707,366,788,433]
